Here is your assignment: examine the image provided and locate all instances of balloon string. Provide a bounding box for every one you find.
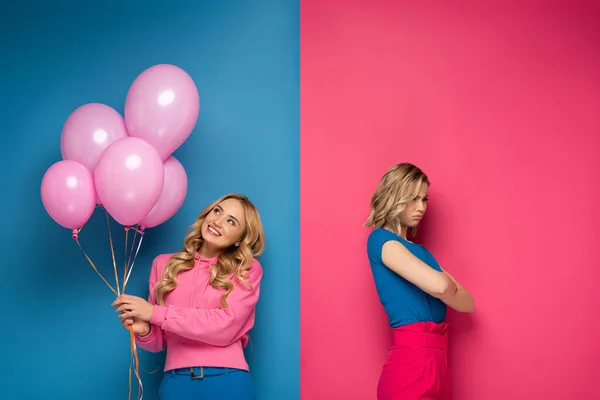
[123,228,130,288]
[74,237,118,296]
[128,350,133,400]
[105,210,121,295]
[129,325,144,400]
[124,227,139,285]
[124,232,144,291]
[74,217,146,400]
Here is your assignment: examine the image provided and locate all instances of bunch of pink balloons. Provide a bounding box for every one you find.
[40,64,198,235]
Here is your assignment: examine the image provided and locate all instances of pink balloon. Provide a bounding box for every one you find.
[60,103,128,171]
[41,160,96,231]
[94,137,164,226]
[124,64,200,161]
[138,156,188,229]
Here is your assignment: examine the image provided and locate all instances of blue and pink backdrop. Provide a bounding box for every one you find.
[2,1,600,400]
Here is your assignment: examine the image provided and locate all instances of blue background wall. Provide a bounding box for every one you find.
[0,1,299,399]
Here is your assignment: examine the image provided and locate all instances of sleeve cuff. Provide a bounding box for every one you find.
[150,305,168,326]
[135,325,154,342]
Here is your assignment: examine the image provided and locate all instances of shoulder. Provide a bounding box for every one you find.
[152,253,175,267]
[233,258,263,289]
[151,253,176,274]
[368,227,398,240]
[367,228,402,263]
[247,258,263,280]
[147,253,175,283]
[367,228,400,249]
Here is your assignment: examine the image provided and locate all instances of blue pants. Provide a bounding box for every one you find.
[159,367,255,400]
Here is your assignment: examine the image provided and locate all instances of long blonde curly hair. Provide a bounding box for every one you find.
[364,163,430,237]
[154,193,265,308]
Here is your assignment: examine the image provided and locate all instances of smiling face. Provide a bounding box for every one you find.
[200,198,247,256]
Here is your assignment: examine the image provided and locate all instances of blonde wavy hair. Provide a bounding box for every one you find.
[154,193,265,308]
[364,163,430,237]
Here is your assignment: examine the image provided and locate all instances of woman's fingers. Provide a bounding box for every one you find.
[112,296,138,307]
[114,304,134,313]
[119,311,136,320]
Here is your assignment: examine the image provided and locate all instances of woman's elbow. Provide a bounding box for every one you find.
[449,291,475,313]
[432,275,457,299]
[458,300,475,313]
[465,297,475,313]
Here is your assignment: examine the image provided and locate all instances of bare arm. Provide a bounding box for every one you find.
[381,241,458,299]
[440,268,475,313]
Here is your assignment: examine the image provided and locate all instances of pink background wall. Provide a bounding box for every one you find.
[300,1,600,399]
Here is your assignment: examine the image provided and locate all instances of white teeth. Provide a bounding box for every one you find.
[208,226,221,236]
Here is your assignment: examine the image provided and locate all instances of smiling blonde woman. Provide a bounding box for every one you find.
[113,193,265,400]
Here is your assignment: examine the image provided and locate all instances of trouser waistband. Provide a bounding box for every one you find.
[390,322,448,349]
[168,367,245,379]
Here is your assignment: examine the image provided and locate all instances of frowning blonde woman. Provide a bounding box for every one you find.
[365,163,474,400]
[112,193,265,400]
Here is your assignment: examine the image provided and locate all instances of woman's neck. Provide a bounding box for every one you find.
[198,243,221,259]
[383,224,409,240]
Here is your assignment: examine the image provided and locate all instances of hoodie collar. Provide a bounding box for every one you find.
[194,252,218,264]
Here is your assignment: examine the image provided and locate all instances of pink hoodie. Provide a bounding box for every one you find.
[135,253,263,372]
